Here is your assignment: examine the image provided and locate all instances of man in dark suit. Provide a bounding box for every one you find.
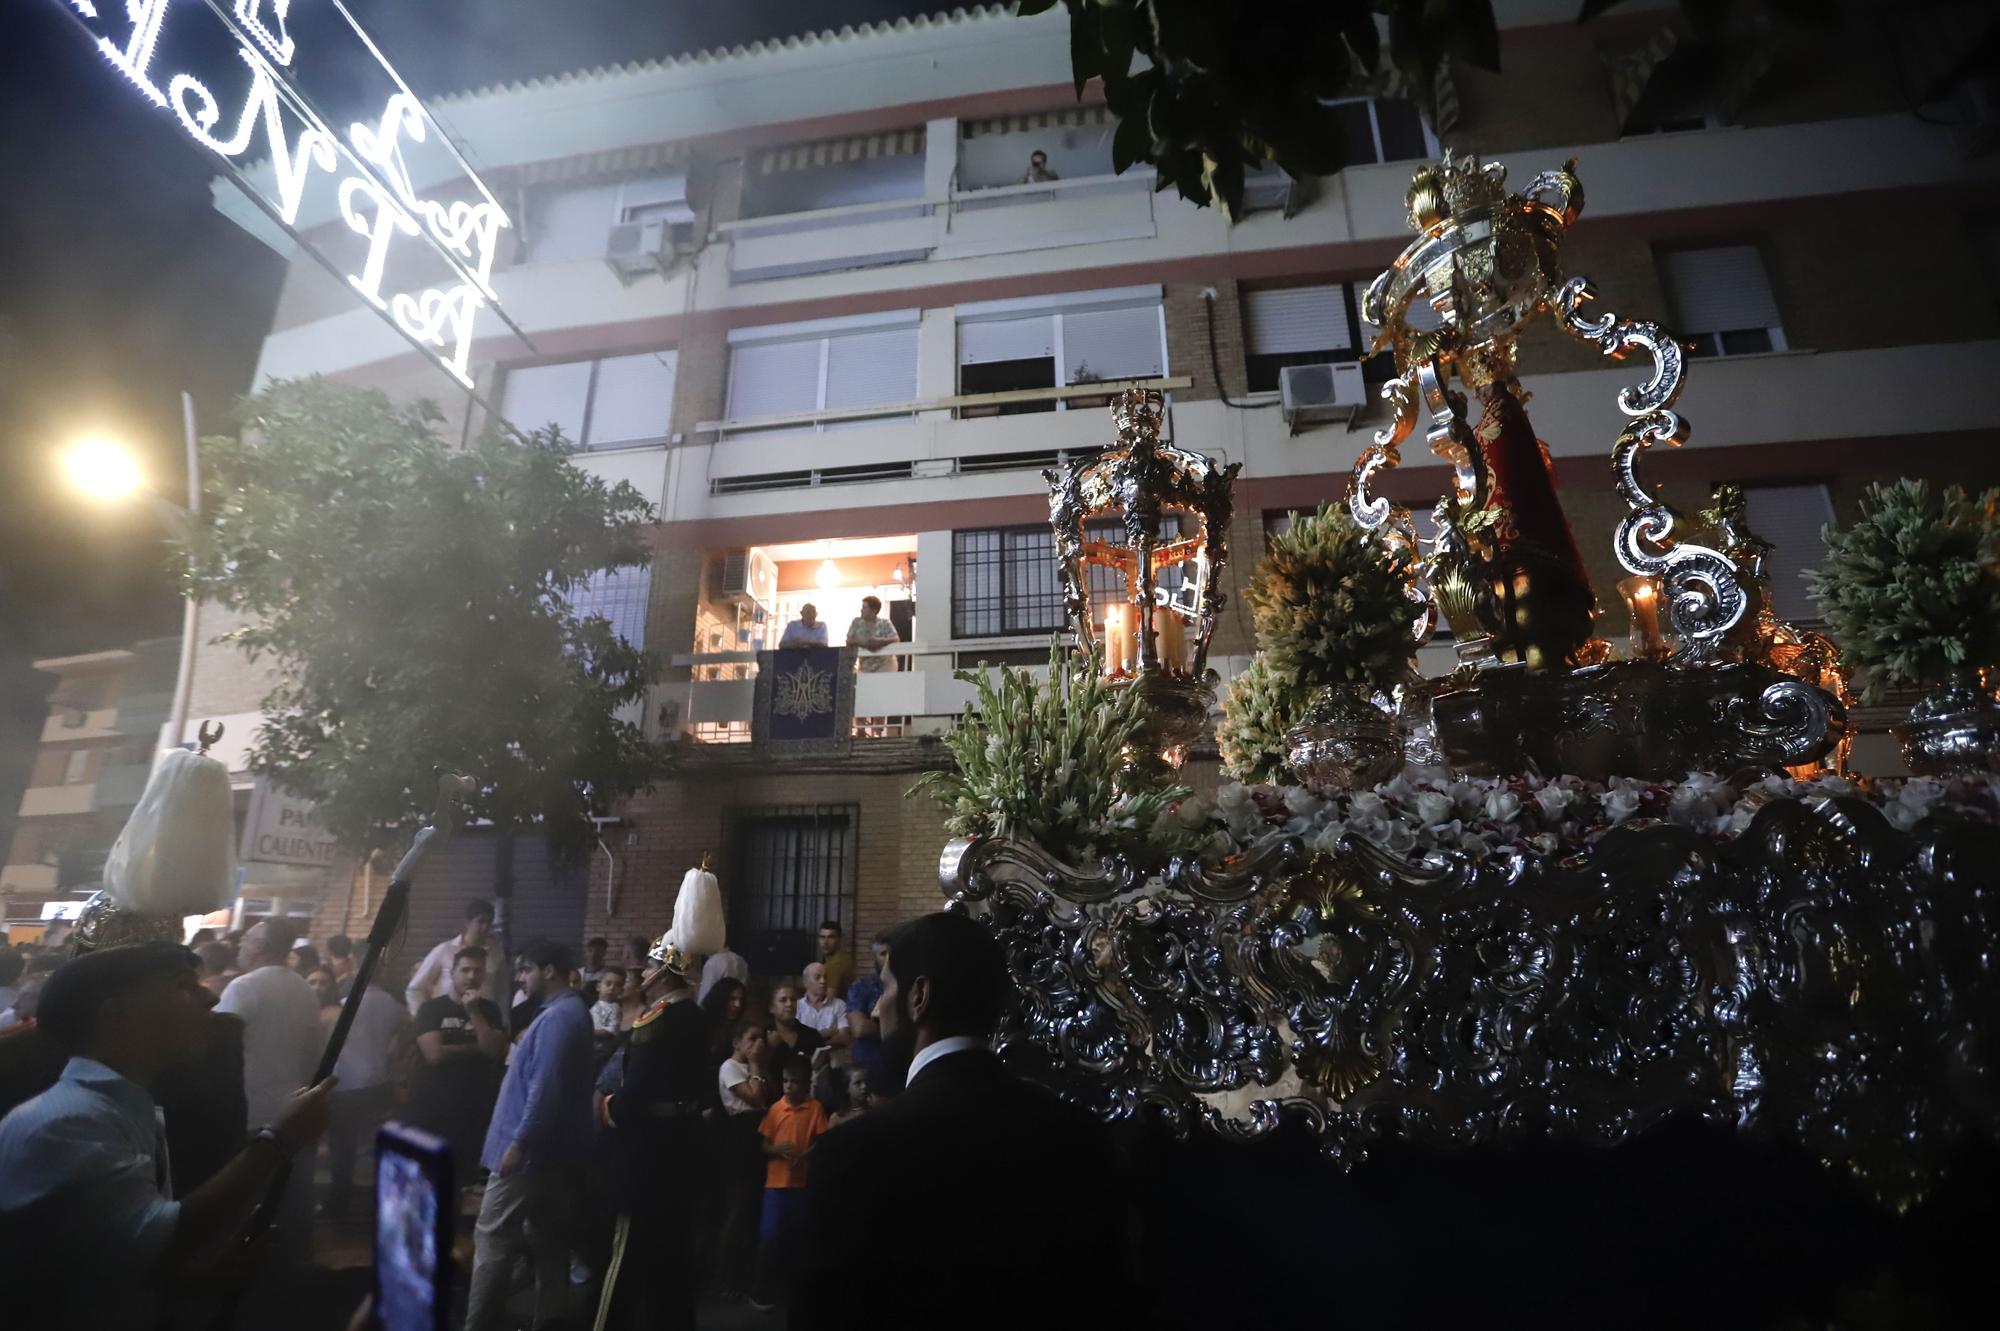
[790,911,1135,1329]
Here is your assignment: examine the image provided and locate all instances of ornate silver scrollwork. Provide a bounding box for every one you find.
[1726,678,1844,767]
[1558,275,1746,656]
[1349,373,1419,531]
[949,797,2000,1209]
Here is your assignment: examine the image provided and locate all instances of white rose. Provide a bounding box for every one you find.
[1413,791,1454,828]
[1529,831,1561,856]
[1483,789,1522,823]
[1459,830,1489,855]
[1449,781,1486,816]
[1283,786,1322,819]
[1602,788,1643,824]
[1216,783,1253,815]
[1349,814,1392,847]
[1385,823,1417,854]
[1533,784,1573,820]
[1310,822,1349,853]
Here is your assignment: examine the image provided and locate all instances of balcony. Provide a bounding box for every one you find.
[691,375,1190,504]
[17,784,97,818]
[936,172,1157,260]
[722,198,941,283]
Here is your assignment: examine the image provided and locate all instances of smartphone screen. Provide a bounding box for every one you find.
[374,1123,453,1331]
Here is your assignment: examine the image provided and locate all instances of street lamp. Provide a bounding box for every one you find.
[61,436,146,502]
[57,395,205,753]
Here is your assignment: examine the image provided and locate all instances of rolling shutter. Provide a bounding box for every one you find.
[959,315,1056,365]
[501,360,593,443]
[1659,246,1783,335]
[726,340,822,420]
[1062,305,1164,382]
[587,351,677,447]
[1743,484,1835,622]
[824,328,919,410]
[1245,286,1353,356]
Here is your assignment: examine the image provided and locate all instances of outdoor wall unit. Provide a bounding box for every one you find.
[605,216,694,282]
[1278,362,1368,433]
[711,547,779,609]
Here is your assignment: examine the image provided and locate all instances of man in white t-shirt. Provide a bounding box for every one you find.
[796,962,849,1048]
[326,971,408,1218]
[216,921,325,1266]
[698,943,749,1002]
[405,899,503,1015]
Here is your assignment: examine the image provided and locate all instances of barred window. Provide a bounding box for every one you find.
[953,519,1187,639]
[570,565,652,650]
[728,805,857,978]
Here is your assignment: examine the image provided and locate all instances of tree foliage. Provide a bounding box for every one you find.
[1804,480,2000,705]
[1025,0,1499,218]
[183,377,669,858]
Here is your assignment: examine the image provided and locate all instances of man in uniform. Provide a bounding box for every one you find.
[594,865,726,1331]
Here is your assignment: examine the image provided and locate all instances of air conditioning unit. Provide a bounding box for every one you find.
[710,547,778,609]
[605,218,695,281]
[1241,169,1293,216]
[1278,362,1368,433]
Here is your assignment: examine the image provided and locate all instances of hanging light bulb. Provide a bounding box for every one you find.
[816,557,841,589]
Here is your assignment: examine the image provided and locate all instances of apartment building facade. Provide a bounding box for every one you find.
[192,2,2000,966]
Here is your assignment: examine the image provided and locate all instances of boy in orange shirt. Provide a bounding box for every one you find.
[749,1056,830,1312]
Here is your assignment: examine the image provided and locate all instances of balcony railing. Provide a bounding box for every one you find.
[694,375,1190,439]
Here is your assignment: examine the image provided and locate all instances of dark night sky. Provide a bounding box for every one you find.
[0,1,946,663]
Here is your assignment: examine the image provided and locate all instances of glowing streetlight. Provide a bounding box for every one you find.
[62,436,146,502]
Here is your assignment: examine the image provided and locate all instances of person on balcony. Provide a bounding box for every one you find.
[845,595,901,672]
[779,604,829,650]
[1020,149,1060,183]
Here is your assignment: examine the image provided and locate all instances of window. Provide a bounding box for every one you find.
[744,129,927,219]
[1742,483,1836,623]
[957,293,1166,414]
[953,518,1186,638]
[525,173,690,265]
[1657,245,1787,358]
[952,527,1066,637]
[1327,98,1433,166]
[63,749,91,786]
[570,565,652,650]
[1243,285,1360,392]
[501,351,677,450]
[724,319,920,429]
[728,805,857,977]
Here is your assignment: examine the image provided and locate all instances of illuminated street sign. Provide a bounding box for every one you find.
[55,0,521,389]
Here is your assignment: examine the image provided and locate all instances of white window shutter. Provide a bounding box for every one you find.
[824,328,919,409]
[1743,484,1835,622]
[726,340,823,419]
[587,351,677,447]
[1061,305,1164,382]
[526,182,623,265]
[1659,245,1782,335]
[958,315,1055,365]
[502,360,594,443]
[1245,286,1353,356]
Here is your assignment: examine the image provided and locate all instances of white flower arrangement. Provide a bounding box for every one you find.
[1174,766,2000,866]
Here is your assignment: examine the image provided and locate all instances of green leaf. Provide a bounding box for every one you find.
[1069,0,1103,97]
[1112,107,1153,174]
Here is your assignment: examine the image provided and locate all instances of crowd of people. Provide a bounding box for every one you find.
[0,899,1128,1331]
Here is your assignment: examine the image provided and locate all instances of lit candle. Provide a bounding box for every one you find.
[1619,574,1666,659]
[1121,604,1140,674]
[1153,604,1187,673]
[1102,606,1124,675]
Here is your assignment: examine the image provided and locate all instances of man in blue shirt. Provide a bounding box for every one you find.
[465,937,596,1331]
[844,939,890,1084]
[0,942,333,1327]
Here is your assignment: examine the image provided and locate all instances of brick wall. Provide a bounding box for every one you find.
[576,766,953,981]
[1165,280,1249,403]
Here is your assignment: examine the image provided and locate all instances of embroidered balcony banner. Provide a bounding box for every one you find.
[754,647,855,755]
